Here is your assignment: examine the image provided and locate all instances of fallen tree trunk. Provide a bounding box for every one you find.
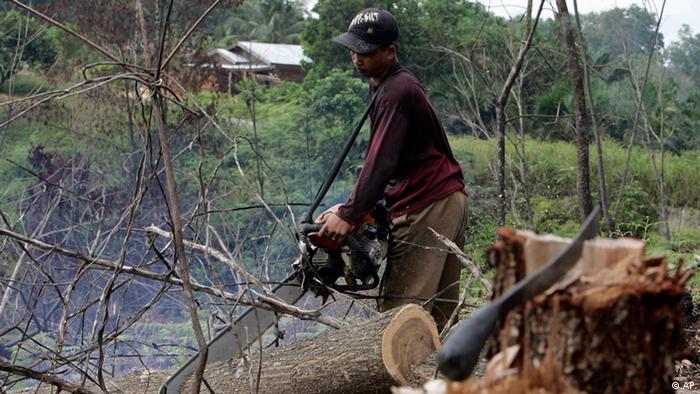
[180,304,439,393]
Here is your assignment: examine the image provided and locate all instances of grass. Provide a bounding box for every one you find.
[1,72,51,96]
[449,135,700,303]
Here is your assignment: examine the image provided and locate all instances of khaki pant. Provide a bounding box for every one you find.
[379,190,469,331]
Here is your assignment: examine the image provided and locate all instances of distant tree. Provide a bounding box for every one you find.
[580,5,663,58]
[0,10,57,86]
[666,25,700,86]
[213,0,306,46]
[556,0,593,222]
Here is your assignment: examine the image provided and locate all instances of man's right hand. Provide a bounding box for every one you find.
[311,212,353,243]
[310,204,353,243]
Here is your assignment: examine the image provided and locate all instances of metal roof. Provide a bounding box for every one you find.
[219,64,275,71]
[232,41,311,66]
[208,48,249,65]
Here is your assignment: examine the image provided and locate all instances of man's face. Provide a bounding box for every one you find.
[351,45,395,79]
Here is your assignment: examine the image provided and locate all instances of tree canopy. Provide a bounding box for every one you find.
[212,0,306,47]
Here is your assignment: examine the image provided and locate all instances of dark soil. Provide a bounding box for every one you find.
[675,292,700,393]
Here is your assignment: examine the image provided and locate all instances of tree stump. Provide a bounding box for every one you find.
[478,229,690,394]
[180,304,439,393]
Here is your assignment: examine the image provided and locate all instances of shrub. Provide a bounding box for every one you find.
[611,182,658,238]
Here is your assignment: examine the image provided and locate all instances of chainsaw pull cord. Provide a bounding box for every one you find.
[302,86,384,224]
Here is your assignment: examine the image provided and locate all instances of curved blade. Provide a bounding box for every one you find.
[159,272,305,393]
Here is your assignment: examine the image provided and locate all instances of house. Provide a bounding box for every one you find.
[199,41,311,93]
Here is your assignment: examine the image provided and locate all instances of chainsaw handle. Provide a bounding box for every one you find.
[297,224,368,260]
[298,223,323,235]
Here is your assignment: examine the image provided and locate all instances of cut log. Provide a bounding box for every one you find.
[180,304,439,393]
[481,230,689,394]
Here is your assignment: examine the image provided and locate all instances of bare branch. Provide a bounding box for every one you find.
[0,358,98,394]
[145,225,280,300]
[496,0,545,226]
[612,0,667,220]
[429,228,493,297]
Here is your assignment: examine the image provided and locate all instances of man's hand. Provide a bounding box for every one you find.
[315,203,342,223]
[312,212,353,243]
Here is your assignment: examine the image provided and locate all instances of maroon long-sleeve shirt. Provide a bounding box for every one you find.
[336,63,465,225]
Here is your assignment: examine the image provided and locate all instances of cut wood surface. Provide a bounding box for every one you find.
[180,304,439,393]
[579,236,645,277]
[519,230,570,275]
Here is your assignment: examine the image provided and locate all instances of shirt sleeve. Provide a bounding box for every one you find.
[336,101,409,225]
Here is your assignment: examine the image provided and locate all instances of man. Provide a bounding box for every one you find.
[315,7,468,330]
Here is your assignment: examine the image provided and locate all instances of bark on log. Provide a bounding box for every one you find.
[180,304,439,393]
[480,229,689,394]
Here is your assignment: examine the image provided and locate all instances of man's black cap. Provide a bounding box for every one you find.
[331,8,399,55]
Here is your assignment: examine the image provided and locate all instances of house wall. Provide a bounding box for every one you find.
[193,67,306,93]
[275,65,306,83]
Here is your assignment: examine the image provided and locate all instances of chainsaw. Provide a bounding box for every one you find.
[295,204,391,301]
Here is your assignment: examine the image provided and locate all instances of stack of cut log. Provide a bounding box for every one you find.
[430,229,691,394]
[180,304,439,393]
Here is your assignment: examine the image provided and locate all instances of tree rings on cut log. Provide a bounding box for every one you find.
[180,304,440,393]
[382,304,441,385]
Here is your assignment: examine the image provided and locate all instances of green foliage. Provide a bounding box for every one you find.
[535,80,570,118]
[0,10,58,86]
[50,24,102,79]
[433,134,696,261]
[675,92,700,151]
[644,224,700,276]
[524,141,578,199]
[669,227,700,254]
[462,191,499,270]
[666,25,700,86]
[198,68,370,211]
[532,196,580,237]
[0,72,50,95]
[611,182,657,238]
[448,135,699,239]
[659,149,700,207]
[302,68,366,131]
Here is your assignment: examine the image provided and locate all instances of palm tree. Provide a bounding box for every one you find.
[213,0,306,47]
